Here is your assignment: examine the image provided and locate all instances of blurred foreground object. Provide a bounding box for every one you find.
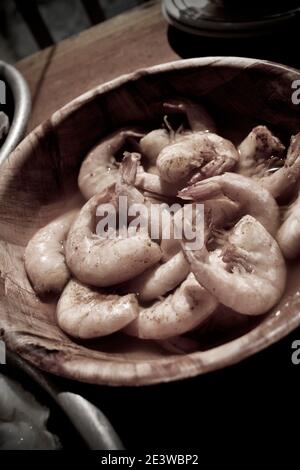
[0,374,60,450]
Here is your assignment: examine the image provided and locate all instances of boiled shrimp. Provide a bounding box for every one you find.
[140,98,215,163]
[277,190,300,258]
[66,167,162,287]
[122,167,191,301]
[183,215,286,315]
[179,172,280,236]
[125,273,218,340]
[139,128,172,167]
[119,151,179,238]
[24,210,78,296]
[57,279,138,338]
[127,202,204,301]
[260,132,300,199]
[157,132,239,185]
[238,125,285,177]
[138,99,217,189]
[78,127,143,200]
[127,251,190,302]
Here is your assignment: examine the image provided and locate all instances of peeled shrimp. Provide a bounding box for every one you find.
[78,127,143,200]
[183,215,286,315]
[122,165,191,301]
[179,172,280,236]
[260,132,300,199]
[125,273,218,340]
[137,99,217,191]
[140,98,215,162]
[66,177,162,288]
[277,190,300,258]
[24,210,77,296]
[238,125,285,177]
[127,251,190,302]
[119,151,179,238]
[139,128,172,167]
[57,279,138,339]
[127,202,205,301]
[157,132,239,185]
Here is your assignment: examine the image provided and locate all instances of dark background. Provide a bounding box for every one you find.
[55,326,300,450]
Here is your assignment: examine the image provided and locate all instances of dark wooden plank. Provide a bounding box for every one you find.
[80,0,106,25]
[14,0,54,49]
[16,1,177,131]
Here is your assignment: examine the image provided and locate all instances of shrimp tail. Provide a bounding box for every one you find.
[287,132,300,165]
[121,152,141,185]
[262,132,300,199]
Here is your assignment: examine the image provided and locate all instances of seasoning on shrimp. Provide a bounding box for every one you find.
[237,125,285,178]
[157,132,239,185]
[65,187,162,288]
[183,215,286,315]
[78,127,144,200]
[125,273,218,340]
[127,251,190,302]
[24,210,78,296]
[57,278,138,338]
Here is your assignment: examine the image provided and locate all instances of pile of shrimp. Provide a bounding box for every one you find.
[24,98,300,351]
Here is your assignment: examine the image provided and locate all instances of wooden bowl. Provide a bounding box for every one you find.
[1,57,300,386]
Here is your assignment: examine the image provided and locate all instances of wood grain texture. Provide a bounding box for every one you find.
[2,57,300,386]
[16,1,175,132]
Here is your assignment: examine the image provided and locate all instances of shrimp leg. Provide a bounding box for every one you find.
[179,172,280,236]
[183,215,286,315]
[157,132,239,185]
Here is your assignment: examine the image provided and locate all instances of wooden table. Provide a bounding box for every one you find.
[16,0,300,133]
[16,1,177,132]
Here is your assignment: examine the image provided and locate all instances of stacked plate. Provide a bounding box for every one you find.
[162,0,300,37]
